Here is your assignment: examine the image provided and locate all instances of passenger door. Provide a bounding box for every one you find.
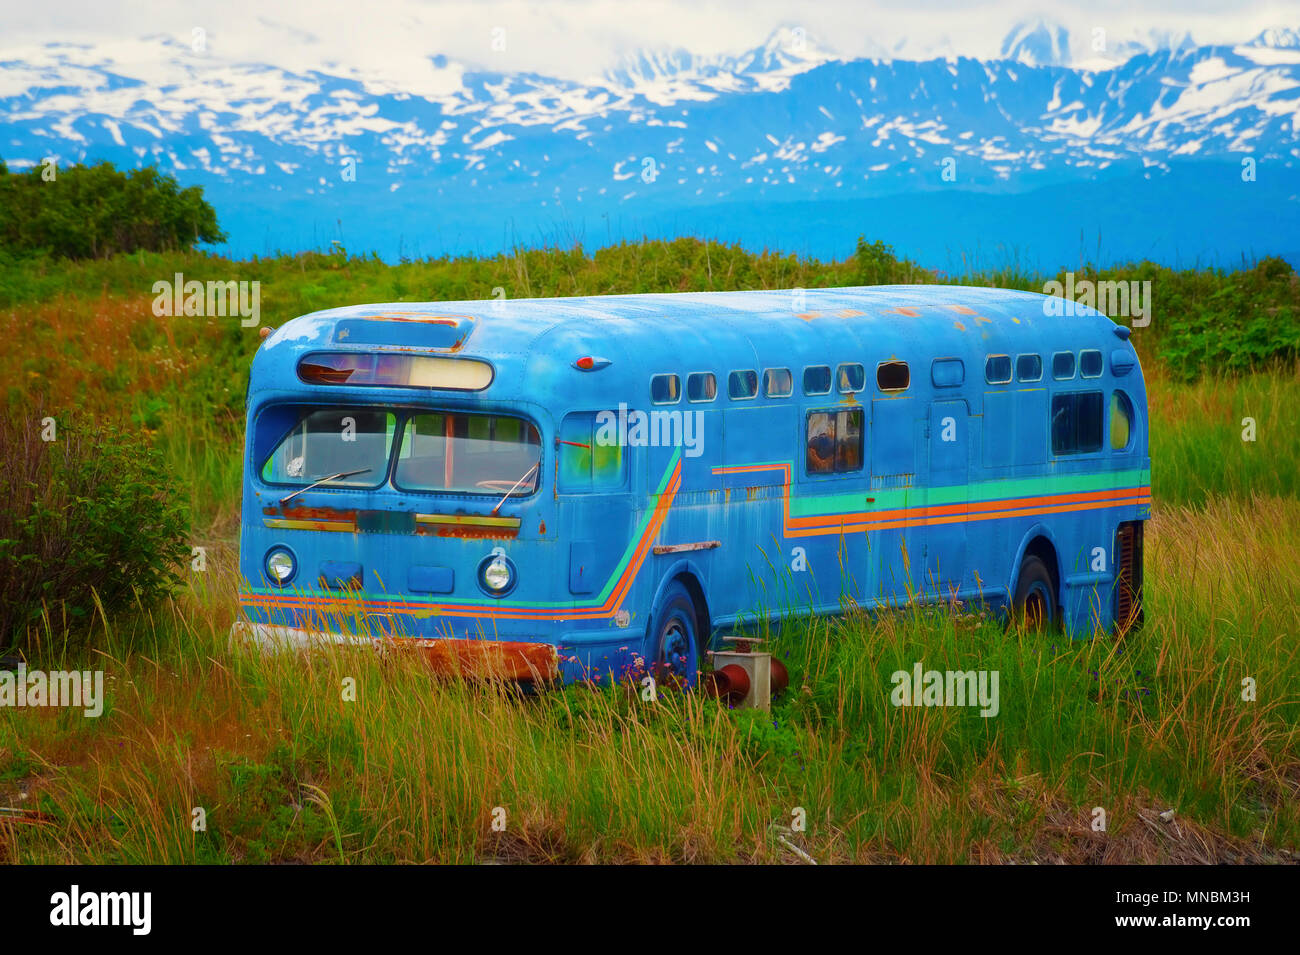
[870,397,919,605]
[922,399,971,599]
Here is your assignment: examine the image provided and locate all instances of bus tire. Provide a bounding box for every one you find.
[645,581,700,688]
[1011,555,1057,631]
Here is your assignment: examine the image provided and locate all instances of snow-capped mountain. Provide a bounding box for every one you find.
[1,25,1297,268]
[601,26,841,96]
[1250,27,1300,48]
[1000,20,1071,67]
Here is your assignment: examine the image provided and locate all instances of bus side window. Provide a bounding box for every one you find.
[1051,392,1104,455]
[651,373,680,404]
[1016,354,1042,382]
[764,367,793,397]
[728,370,758,399]
[931,357,964,387]
[985,355,1012,384]
[559,411,625,492]
[837,363,865,393]
[1110,391,1134,451]
[1080,350,1104,378]
[687,372,716,402]
[803,365,832,395]
[806,409,864,475]
[877,360,909,392]
[1051,351,1075,380]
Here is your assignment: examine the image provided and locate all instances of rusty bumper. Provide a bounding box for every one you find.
[230,621,559,682]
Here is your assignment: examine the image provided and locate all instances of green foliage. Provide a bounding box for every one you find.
[217,748,337,864]
[0,158,225,260]
[1149,257,1300,380]
[854,235,931,285]
[2,239,1295,384]
[0,415,191,649]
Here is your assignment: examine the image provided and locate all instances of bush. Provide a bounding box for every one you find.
[853,235,931,286]
[1153,256,1300,380]
[0,415,191,650]
[0,157,225,260]
[1053,257,1300,381]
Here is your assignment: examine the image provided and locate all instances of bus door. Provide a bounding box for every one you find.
[924,399,971,599]
[870,396,920,606]
[556,410,636,604]
[718,404,797,616]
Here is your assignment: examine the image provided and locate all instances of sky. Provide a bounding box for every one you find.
[2,0,1298,96]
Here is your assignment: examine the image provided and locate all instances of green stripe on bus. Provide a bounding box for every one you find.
[788,467,1150,518]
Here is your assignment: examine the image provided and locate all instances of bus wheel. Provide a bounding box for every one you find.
[645,582,700,689]
[1011,556,1057,631]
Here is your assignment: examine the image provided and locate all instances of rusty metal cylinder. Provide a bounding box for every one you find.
[770,658,789,695]
[708,663,751,704]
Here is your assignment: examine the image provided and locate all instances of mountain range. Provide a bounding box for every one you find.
[2,22,1298,271]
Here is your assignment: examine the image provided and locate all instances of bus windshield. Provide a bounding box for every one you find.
[394,412,541,496]
[259,406,542,497]
[261,408,395,488]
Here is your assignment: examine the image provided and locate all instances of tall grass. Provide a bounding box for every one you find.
[1146,365,1300,504]
[2,497,1296,863]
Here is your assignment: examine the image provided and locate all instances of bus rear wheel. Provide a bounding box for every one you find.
[1011,555,1057,632]
[644,582,700,689]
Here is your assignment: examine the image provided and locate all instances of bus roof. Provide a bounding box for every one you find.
[254,285,1136,406]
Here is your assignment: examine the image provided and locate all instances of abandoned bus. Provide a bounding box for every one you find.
[233,286,1149,684]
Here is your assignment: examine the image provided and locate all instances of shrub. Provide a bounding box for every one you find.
[0,157,225,260]
[853,235,931,286]
[0,414,191,651]
[1153,256,1300,380]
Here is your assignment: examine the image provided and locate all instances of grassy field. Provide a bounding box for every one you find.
[1,241,1297,863]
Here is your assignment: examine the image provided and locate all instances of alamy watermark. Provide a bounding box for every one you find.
[50,885,150,935]
[890,662,999,717]
[595,403,703,457]
[0,664,104,718]
[1042,272,1151,327]
[151,273,260,327]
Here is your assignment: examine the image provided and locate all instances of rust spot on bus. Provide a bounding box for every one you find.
[403,638,559,682]
[883,306,920,317]
[945,304,978,315]
[264,505,359,521]
[425,525,519,540]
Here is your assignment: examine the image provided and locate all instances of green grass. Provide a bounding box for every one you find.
[1147,368,1300,504]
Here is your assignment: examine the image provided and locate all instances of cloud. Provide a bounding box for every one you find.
[2,0,1298,91]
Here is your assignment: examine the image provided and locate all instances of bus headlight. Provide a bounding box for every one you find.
[478,548,516,597]
[265,547,297,586]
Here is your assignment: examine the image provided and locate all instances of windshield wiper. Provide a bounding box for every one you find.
[279,467,374,506]
[491,462,540,515]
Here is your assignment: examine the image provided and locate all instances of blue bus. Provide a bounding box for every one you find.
[233,286,1149,684]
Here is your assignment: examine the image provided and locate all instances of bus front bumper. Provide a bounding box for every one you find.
[229,621,560,682]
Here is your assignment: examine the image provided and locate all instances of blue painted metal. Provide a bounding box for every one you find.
[236,286,1151,682]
